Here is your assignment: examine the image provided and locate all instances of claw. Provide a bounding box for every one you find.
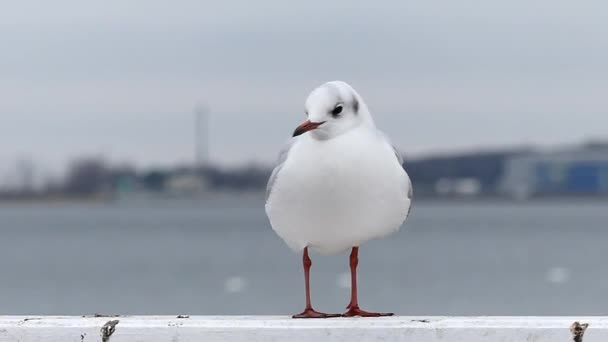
[342,307,394,317]
[293,308,341,319]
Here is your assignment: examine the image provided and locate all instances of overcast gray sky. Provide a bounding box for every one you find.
[1,0,607,174]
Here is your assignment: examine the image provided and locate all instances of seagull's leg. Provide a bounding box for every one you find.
[293,247,340,319]
[343,247,394,317]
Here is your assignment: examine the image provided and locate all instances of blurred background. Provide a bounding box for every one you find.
[1,0,607,315]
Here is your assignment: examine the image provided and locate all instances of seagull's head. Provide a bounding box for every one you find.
[292,81,374,140]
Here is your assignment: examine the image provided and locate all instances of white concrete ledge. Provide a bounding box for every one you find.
[0,316,605,341]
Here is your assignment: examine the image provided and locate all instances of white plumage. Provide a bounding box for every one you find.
[265,81,412,255]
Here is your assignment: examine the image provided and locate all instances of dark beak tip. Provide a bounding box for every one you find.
[292,127,307,137]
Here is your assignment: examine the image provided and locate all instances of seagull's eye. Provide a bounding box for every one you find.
[331,105,343,117]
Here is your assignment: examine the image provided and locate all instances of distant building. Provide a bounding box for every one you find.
[165,173,209,195]
[499,145,608,199]
[435,178,482,196]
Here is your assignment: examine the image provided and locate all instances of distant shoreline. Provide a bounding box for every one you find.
[1,191,607,206]
[0,195,111,205]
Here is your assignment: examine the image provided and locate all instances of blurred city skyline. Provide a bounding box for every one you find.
[1,0,607,178]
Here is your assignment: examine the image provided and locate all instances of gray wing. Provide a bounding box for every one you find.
[381,132,413,218]
[392,145,414,218]
[266,139,295,201]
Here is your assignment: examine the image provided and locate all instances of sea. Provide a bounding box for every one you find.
[1,193,607,316]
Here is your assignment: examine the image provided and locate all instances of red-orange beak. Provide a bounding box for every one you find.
[292,120,326,137]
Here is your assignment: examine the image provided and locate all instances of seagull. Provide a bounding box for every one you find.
[265,81,413,318]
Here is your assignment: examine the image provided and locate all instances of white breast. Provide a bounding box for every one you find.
[266,127,412,255]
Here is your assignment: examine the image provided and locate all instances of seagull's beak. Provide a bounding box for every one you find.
[292,120,326,137]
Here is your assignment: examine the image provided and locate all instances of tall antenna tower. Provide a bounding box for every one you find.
[194,105,209,168]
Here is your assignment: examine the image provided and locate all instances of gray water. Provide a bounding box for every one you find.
[1,194,607,316]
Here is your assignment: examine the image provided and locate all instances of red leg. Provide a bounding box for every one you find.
[293,247,340,318]
[343,247,394,317]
